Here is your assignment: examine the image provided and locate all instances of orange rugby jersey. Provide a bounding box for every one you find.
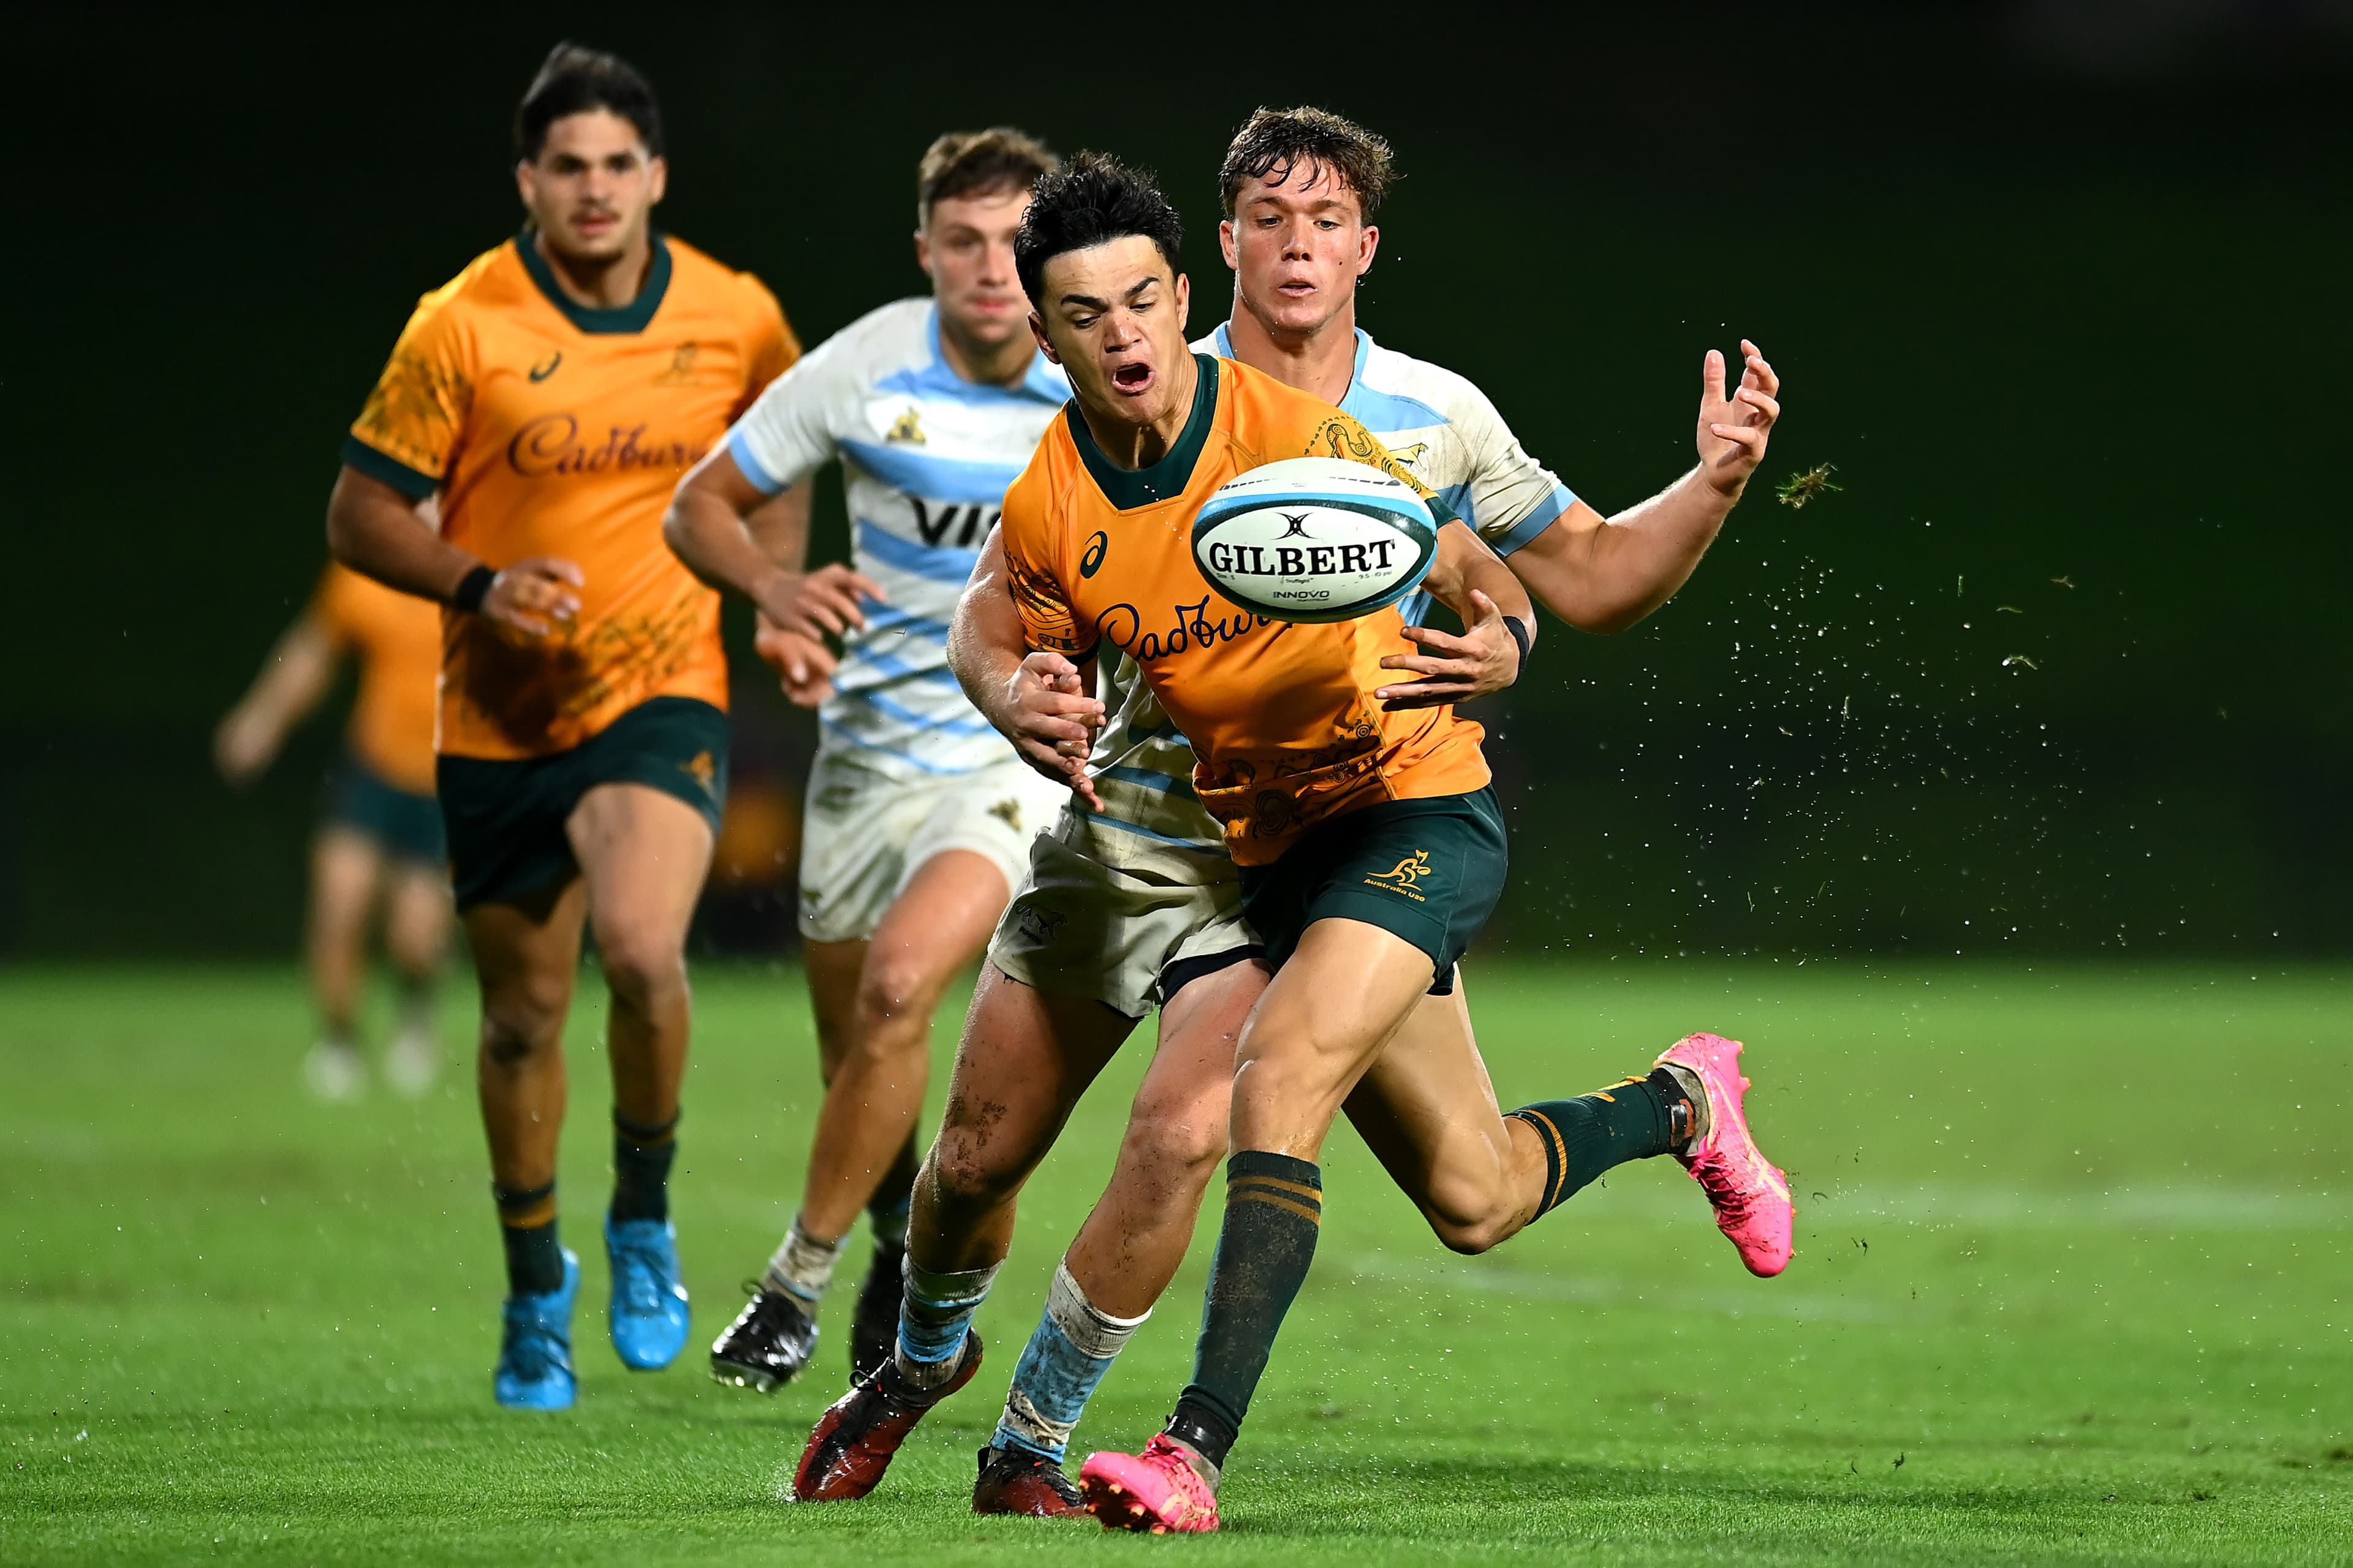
[344,230,797,758]
[1001,355,1490,865]
[311,563,441,795]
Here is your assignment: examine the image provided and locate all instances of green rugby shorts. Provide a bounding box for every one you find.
[436,696,729,911]
[1237,786,1507,994]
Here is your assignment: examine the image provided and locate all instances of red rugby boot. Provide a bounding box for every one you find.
[971,1442,1086,1517]
[790,1332,982,1502]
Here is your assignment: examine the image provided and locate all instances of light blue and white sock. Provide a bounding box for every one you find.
[763,1215,842,1309]
[993,1262,1151,1461]
[895,1255,999,1392]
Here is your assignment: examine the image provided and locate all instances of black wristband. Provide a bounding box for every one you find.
[1501,615,1532,683]
[451,564,496,613]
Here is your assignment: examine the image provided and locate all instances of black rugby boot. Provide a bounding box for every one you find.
[709,1282,818,1392]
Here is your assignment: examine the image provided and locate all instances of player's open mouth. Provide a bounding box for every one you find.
[1112,363,1154,393]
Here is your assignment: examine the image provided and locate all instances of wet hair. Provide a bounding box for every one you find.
[513,42,664,164]
[1218,105,1395,218]
[917,128,1060,225]
[1014,151,1185,308]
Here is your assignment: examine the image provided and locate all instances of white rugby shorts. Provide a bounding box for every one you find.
[796,747,1069,944]
[987,810,1264,1019]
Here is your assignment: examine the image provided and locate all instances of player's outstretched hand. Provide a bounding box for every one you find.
[1377,589,1520,710]
[759,562,884,642]
[752,615,837,708]
[1004,650,1105,811]
[482,557,585,637]
[1696,339,1781,496]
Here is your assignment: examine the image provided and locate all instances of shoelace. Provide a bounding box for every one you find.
[503,1306,564,1376]
[612,1237,668,1312]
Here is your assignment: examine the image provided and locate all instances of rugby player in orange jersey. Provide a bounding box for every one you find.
[792,123,1790,1518]
[324,43,813,1411]
[789,154,1792,1531]
[215,556,452,1102]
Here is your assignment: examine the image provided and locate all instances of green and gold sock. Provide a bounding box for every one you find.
[610,1110,678,1224]
[494,1180,564,1297]
[1506,1067,1692,1222]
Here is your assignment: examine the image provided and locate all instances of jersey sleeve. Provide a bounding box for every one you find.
[999,468,1087,656]
[1450,381,1577,556]
[733,274,802,420]
[308,565,360,648]
[721,322,854,497]
[1300,409,1463,528]
[344,292,476,500]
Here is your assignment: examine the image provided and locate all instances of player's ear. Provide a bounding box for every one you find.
[645,156,668,206]
[1174,272,1190,330]
[1218,219,1239,271]
[1028,312,1059,364]
[1358,223,1379,276]
[914,226,934,281]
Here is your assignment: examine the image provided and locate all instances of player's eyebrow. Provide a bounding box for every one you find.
[1057,277,1159,311]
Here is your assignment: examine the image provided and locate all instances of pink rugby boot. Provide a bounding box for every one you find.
[1080,1434,1220,1534]
[1655,1033,1794,1277]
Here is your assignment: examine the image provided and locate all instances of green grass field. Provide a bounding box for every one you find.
[2,960,2346,1564]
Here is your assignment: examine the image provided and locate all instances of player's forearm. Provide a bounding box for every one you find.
[1432,525,1535,628]
[325,467,479,604]
[947,551,1030,734]
[1515,468,1733,635]
[662,482,797,606]
[235,621,338,733]
[741,485,813,575]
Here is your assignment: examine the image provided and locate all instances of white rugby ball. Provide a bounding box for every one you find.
[1192,456,1438,624]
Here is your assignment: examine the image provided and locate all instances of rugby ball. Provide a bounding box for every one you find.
[1192,456,1438,624]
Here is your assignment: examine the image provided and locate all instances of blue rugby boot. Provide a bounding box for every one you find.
[494,1248,580,1410]
[606,1214,690,1370]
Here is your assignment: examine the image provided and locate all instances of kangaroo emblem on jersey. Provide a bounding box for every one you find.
[1363,849,1432,903]
[887,407,928,445]
[1277,512,1314,539]
[679,750,718,794]
[528,350,563,382]
[653,341,703,387]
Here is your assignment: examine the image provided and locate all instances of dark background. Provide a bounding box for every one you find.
[6,2,2347,960]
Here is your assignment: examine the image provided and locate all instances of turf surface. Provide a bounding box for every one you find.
[2,960,2346,1564]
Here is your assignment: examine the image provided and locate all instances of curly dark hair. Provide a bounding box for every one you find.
[917,127,1059,224]
[514,42,662,163]
[1218,106,1395,218]
[1014,151,1185,308]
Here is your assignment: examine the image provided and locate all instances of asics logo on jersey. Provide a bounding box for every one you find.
[1363,850,1433,903]
[1277,512,1313,539]
[886,407,928,445]
[528,351,563,382]
[507,415,708,478]
[1080,531,1108,579]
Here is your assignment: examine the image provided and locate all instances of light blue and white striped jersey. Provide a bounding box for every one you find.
[1078,327,1578,872]
[726,298,1069,779]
